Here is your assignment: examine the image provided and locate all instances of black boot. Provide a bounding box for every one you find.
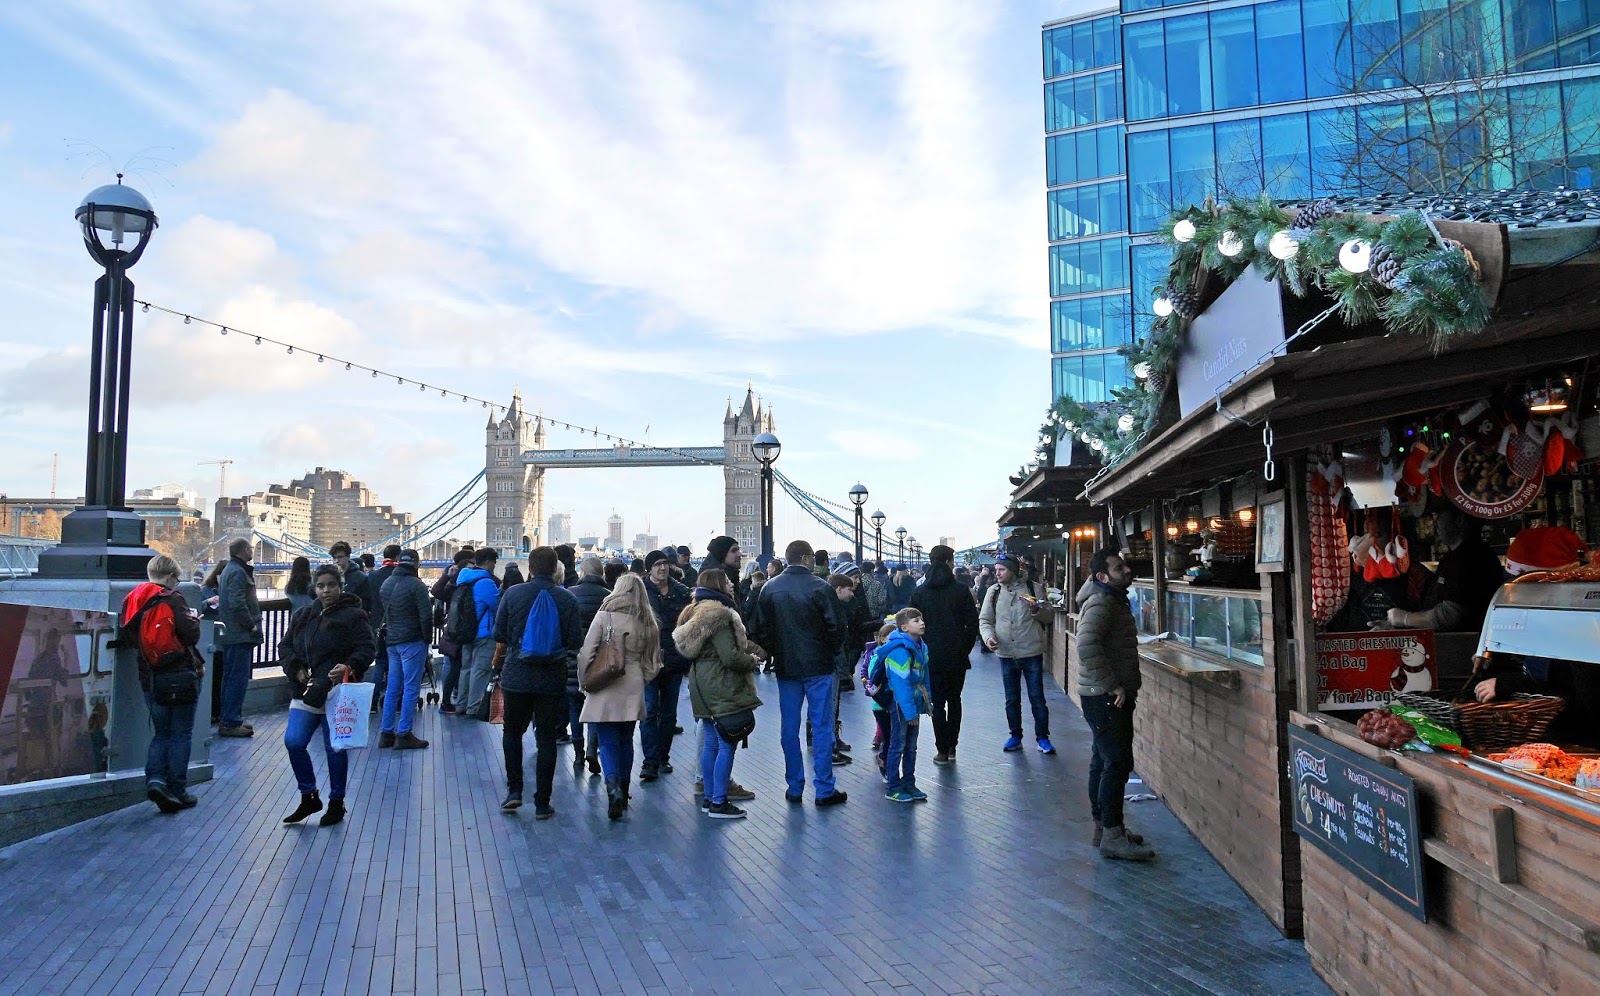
[319,798,346,827]
[606,778,626,821]
[283,791,322,825]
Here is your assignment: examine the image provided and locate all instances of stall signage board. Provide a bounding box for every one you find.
[1289,727,1427,922]
[1175,268,1285,419]
[1314,629,1437,710]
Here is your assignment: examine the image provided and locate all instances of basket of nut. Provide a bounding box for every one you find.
[1454,694,1565,752]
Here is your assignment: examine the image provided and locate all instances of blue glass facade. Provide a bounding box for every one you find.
[1045,10,1130,405]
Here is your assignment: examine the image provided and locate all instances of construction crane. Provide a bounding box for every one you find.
[198,459,235,509]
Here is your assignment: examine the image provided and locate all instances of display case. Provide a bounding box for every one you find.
[1130,580,1265,666]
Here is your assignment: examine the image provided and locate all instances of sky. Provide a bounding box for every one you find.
[0,0,1106,557]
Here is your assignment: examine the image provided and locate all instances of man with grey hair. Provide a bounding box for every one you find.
[216,538,262,737]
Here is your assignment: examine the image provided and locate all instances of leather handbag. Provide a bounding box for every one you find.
[714,709,756,746]
[580,614,628,693]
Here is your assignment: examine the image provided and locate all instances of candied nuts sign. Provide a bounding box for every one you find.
[1289,727,1427,921]
[1438,437,1542,519]
[1315,629,1437,710]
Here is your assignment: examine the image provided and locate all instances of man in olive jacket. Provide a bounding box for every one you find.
[216,538,262,737]
[1076,549,1153,861]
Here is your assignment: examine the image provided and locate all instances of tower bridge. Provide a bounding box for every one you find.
[484,387,773,558]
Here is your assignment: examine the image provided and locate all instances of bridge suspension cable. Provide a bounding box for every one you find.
[352,470,485,555]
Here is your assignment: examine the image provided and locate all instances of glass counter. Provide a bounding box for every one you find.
[1132,580,1264,667]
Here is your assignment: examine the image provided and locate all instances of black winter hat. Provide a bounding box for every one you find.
[706,535,737,566]
[644,550,668,571]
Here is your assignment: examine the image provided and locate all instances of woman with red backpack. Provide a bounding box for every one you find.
[121,554,205,814]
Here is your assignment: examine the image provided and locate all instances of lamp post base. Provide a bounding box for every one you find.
[36,508,158,580]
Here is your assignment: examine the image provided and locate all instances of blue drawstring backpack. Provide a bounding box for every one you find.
[520,588,563,658]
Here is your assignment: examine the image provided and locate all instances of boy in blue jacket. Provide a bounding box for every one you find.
[883,607,931,803]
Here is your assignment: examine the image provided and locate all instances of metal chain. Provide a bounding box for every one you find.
[1263,421,1276,482]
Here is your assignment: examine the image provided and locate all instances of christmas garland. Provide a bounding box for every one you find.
[1042,194,1492,470]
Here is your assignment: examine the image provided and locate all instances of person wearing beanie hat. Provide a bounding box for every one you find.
[640,547,694,781]
[1505,525,1589,576]
[644,550,669,572]
[705,536,742,581]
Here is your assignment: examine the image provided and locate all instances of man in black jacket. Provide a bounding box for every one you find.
[566,557,611,771]
[753,540,848,807]
[640,549,693,781]
[492,546,583,818]
[910,545,981,764]
[378,550,433,750]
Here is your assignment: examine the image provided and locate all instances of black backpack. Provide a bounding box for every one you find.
[446,581,479,645]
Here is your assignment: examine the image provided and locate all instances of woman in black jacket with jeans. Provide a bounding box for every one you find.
[278,564,375,826]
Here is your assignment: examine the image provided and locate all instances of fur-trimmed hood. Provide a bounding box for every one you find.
[672,600,748,659]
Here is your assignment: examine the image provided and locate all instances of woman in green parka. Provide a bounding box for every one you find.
[673,568,763,820]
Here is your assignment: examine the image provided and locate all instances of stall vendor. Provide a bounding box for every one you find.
[1469,653,1600,749]
[1385,507,1504,632]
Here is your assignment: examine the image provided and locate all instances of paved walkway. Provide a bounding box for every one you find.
[0,649,1327,995]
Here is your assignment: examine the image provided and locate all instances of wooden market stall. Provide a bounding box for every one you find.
[1075,191,1600,990]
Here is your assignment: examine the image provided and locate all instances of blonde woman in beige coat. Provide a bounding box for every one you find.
[577,573,663,820]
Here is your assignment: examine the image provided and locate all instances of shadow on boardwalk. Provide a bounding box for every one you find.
[0,649,1329,995]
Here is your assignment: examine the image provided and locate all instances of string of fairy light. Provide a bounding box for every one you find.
[139,298,925,549]
[135,299,727,469]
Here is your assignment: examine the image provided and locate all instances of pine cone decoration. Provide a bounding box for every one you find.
[1146,371,1168,396]
[1169,289,1200,319]
[1292,198,1340,229]
[1370,243,1403,288]
[1441,237,1482,283]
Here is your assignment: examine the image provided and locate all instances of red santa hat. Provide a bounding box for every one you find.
[1505,526,1589,576]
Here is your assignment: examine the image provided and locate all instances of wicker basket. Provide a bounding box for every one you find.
[1453,694,1565,752]
[1395,692,1462,731]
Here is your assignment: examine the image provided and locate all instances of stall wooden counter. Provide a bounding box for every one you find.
[1292,710,1600,994]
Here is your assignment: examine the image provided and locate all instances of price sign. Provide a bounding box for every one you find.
[1314,629,1437,710]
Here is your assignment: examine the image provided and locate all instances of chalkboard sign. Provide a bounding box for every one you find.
[1289,726,1427,922]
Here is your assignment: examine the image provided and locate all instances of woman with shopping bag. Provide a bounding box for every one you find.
[576,573,662,820]
[278,563,375,827]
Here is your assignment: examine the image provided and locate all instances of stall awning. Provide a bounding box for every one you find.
[1087,233,1600,504]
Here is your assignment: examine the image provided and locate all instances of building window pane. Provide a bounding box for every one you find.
[1131,242,1169,335]
[1105,352,1130,394]
[1097,70,1123,122]
[1356,100,1410,191]
[1509,82,1567,186]
[1129,130,1172,233]
[1556,0,1600,65]
[1095,18,1118,67]
[1044,26,1072,79]
[1073,21,1095,73]
[1104,295,1131,348]
[1170,123,1215,210]
[1079,184,1102,236]
[1047,134,1073,185]
[1052,301,1084,352]
[1257,1,1307,104]
[1262,113,1312,200]
[1098,126,1124,177]
[1166,13,1214,115]
[1510,0,1559,70]
[1310,107,1358,194]
[1048,188,1072,240]
[1216,118,1263,199]
[1081,296,1105,347]
[1304,0,1354,98]
[1564,77,1600,187]
[1354,0,1404,90]
[1045,81,1070,132]
[1078,130,1099,179]
[1211,7,1260,110]
[1103,237,1130,290]
[1126,21,1168,121]
[1101,182,1128,233]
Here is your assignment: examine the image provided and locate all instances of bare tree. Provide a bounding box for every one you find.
[1321,2,1573,195]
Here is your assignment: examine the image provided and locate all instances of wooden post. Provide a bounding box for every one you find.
[1286,454,1319,714]
[1151,502,1168,633]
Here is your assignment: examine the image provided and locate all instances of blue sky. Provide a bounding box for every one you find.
[0,0,1104,555]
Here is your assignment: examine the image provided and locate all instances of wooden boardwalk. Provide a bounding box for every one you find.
[0,650,1327,995]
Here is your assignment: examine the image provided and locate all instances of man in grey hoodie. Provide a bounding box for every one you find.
[1076,549,1153,861]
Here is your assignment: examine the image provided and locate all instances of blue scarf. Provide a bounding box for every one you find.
[693,587,738,611]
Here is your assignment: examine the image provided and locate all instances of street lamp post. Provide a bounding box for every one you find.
[753,432,781,568]
[848,483,868,564]
[871,509,885,564]
[39,177,161,579]
[895,525,906,566]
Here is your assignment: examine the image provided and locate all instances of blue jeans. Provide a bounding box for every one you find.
[218,644,254,727]
[699,719,738,805]
[887,708,919,795]
[778,674,837,798]
[381,640,428,734]
[640,671,684,768]
[285,707,348,799]
[441,647,462,708]
[566,692,586,752]
[1000,654,1049,738]
[1082,693,1135,828]
[145,694,197,794]
[593,721,636,783]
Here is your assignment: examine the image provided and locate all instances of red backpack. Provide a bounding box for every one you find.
[121,582,189,669]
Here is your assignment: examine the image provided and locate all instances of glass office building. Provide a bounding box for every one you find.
[1118,0,1600,335]
[1044,10,1130,405]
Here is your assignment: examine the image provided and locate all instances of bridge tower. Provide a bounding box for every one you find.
[722,387,770,554]
[485,390,546,560]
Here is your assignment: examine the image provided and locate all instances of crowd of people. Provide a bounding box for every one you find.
[123,530,1157,860]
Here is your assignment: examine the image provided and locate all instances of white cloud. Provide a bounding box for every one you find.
[0,122,12,145]
[160,215,294,288]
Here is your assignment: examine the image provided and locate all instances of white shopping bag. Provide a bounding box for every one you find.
[327,680,374,751]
